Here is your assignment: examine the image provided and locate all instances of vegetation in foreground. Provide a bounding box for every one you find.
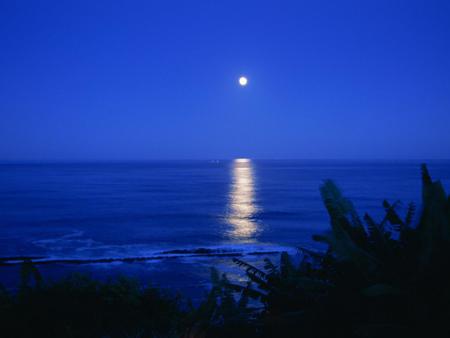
[0,267,186,338]
[1,164,449,338]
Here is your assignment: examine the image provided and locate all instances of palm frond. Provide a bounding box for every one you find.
[404,202,416,227]
[232,258,268,280]
[263,258,279,275]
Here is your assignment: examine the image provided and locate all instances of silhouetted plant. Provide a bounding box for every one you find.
[185,267,259,337]
[0,265,186,338]
[217,164,450,337]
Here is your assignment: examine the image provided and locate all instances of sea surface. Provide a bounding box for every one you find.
[1,160,449,298]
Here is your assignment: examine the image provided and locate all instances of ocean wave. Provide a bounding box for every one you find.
[0,243,297,266]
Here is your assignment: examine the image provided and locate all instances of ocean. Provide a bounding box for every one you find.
[1,160,449,298]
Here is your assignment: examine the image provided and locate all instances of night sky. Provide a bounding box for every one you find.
[1,0,449,160]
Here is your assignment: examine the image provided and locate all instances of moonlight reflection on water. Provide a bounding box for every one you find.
[226,159,260,240]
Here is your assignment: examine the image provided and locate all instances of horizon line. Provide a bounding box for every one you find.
[1,158,450,164]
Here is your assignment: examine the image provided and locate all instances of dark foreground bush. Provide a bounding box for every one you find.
[0,267,186,338]
[207,164,450,338]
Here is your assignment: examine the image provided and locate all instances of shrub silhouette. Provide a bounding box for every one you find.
[212,164,450,337]
[0,269,186,338]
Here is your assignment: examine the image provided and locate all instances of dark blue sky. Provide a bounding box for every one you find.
[1,0,449,160]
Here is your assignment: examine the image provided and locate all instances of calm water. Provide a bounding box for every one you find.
[1,160,449,296]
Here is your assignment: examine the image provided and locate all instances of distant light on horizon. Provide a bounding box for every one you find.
[238,76,248,86]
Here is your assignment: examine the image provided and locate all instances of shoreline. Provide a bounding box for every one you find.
[0,250,284,266]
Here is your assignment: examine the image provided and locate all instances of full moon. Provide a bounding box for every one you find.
[239,76,248,86]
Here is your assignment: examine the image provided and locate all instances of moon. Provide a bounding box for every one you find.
[239,76,248,86]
